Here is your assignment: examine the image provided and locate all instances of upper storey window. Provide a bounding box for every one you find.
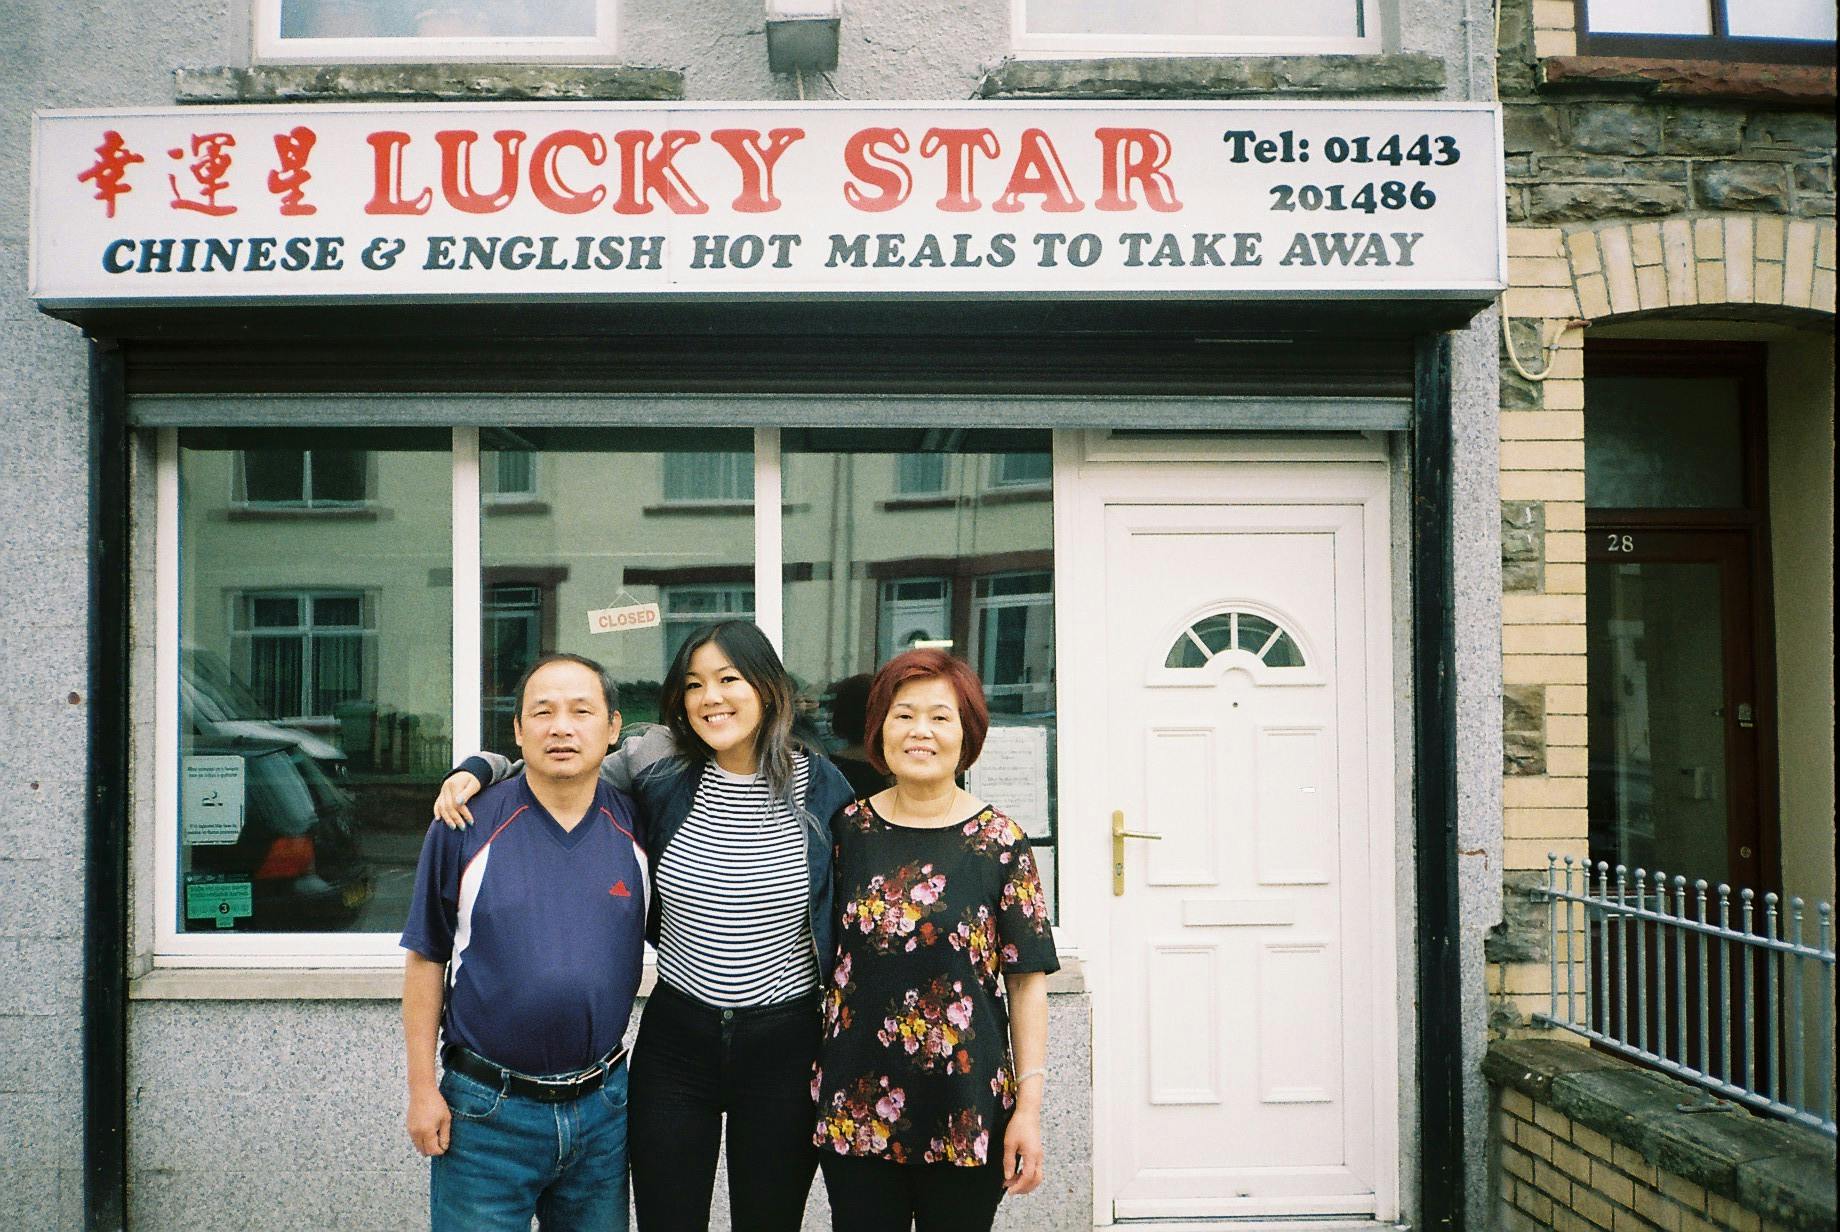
[256,0,618,63]
[1012,0,1376,56]
[1578,0,1836,64]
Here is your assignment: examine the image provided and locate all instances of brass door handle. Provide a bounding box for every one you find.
[1112,809,1163,896]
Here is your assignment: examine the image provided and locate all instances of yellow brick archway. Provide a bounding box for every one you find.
[1564,215,1836,320]
[1490,211,1835,1034]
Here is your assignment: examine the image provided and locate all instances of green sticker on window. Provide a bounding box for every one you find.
[186,879,254,929]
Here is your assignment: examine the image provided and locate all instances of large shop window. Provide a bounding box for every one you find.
[257,0,618,63]
[1012,0,1375,55]
[780,431,1060,909]
[1577,0,1835,63]
[155,425,1059,964]
[173,429,452,958]
[479,427,758,746]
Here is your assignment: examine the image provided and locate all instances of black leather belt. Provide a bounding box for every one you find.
[442,1043,628,1104]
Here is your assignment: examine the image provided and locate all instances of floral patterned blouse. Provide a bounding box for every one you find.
[812,798,1059,1167]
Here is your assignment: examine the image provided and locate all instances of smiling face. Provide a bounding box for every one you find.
[879,676,964,788]
[681,641,765,772]
[514,660,620,786]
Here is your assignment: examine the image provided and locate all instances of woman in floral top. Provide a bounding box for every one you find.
[813,649,1059,1231]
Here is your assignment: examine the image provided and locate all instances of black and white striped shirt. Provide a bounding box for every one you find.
[655,754,819,1007]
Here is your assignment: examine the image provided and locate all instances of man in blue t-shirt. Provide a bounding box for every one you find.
[401,653,647,1232]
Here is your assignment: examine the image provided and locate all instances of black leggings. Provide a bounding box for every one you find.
[819,1154,1008,1232]
[628,982,822,1232]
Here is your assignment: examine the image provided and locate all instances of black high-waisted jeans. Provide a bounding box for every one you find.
[629,981,822,1232]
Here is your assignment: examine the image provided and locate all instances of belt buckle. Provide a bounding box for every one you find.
[527,1062,601,1102]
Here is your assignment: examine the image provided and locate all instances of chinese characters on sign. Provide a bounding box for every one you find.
[34,103,1504,303]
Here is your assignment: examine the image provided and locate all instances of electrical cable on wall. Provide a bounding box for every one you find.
[1491,0,1587,385]
[1502,313,1587,383]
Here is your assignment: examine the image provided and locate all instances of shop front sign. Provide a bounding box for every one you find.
[32,102,1503,306]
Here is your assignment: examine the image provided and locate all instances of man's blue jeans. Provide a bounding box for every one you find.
[430,1061,630,1232]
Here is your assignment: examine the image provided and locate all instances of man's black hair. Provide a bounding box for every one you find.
[513,653,620,718]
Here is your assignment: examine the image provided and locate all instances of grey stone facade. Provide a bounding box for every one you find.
[1,2,1510,1229]
[1498,0,1836,228]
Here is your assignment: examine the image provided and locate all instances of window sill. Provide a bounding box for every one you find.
[482,498,551,517]
[132,966,404,1000]
[225,504,380,521]
[1537,56,1837,105]
[978,486,1052,506]
[976,53,1446,99]
[174,63,684,105]
[878,496,961,512]
[640,502,811,517]
[130,956,1087,1000]
[642,500,755,517]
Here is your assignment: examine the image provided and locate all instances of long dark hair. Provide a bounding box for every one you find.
[659,620,801,806]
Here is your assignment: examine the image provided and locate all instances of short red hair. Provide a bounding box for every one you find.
[863,649,991,776]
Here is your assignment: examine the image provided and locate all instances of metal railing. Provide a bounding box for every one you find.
[1534,855,1836,1139]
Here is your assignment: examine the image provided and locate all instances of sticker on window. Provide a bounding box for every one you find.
[183,754,247,845]
[186,878,254,929]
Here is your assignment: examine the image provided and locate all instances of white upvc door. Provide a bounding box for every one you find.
[1061,445,1398,1225]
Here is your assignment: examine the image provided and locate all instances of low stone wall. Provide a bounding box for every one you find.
[1485,1040,1836,1232]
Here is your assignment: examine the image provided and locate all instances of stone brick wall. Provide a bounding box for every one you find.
[1487,1041,1838,1232]
[1504,104,1835,229]
[1485,0,1838,1037]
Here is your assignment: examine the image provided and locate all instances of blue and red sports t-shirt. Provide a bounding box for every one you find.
[400,774,647,1076]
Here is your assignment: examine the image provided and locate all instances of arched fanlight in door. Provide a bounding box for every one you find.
[1162,609,1307,671]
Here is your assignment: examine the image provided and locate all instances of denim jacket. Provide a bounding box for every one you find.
[459,726,855,972]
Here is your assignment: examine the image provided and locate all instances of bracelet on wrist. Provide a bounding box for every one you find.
[1015,1067,1046,1086]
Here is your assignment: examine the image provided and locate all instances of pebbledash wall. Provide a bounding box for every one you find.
[0,4,1516,1232]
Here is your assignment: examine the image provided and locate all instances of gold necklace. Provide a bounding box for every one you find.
[888,786,960,828]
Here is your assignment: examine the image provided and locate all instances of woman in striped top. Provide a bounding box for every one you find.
[436,621,855,1231]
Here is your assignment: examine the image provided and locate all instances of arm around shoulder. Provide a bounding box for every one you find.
[603,724,680,792]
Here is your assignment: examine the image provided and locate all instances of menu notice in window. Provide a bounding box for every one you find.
[966,724,1052,841]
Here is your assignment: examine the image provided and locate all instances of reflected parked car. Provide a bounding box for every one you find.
[182,647,373,932]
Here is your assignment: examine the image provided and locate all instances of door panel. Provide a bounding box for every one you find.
[1587,528,1764,891]
[1586,525,1770,1085]
[1103,502,1381,1220]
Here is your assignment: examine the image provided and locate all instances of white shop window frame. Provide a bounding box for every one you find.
[153,427,486,964]
[1009,0,1379,57]
[153,426,781,964]
[253,0,620,64]
[151,423,1075,968]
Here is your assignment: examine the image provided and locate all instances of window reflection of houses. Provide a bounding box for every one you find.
[179,435,454,934]
[184,438,453,775]
[186,436,1055,751]
[181,432,1061,924]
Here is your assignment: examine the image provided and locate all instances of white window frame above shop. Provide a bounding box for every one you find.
[1010,0,1378,56]
[252,0,620,65]
[234,446,372,508]
[895,453,950,496]
[661,584,758,674]
[228,588,377,722]
[482,449,538,503]
[661,450,755,504]
[1576,0,1836,62]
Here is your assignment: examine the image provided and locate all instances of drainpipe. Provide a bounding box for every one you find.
[1411,332,1466,1229]
[84,337,130,1231]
